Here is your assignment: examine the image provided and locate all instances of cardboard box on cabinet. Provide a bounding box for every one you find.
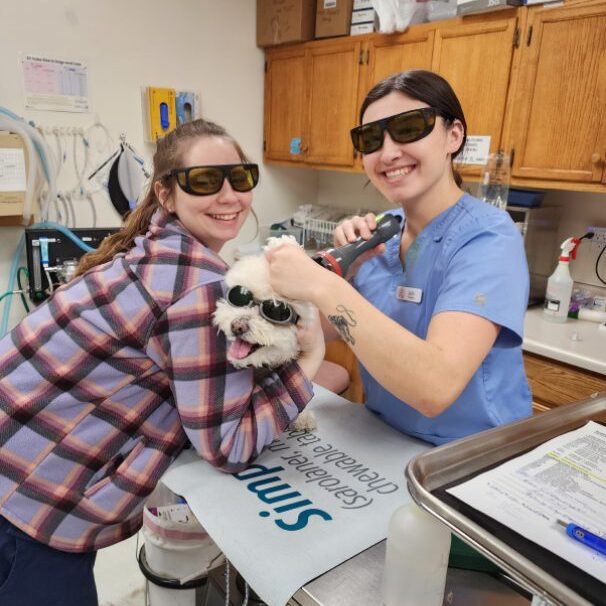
[257,0,317,47]
[315,0,354,38]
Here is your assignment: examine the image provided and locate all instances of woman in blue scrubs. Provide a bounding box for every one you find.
[267,69,531,445]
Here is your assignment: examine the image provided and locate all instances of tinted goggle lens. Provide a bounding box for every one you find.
[226,286,298,325]
[350,108,438,154]
[261,300,294,324]
[227,285,254,307]
[174,164,259,195]
[229,165,259,192]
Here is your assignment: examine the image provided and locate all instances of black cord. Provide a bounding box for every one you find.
[596,244,606,285]
[16,267,30,313]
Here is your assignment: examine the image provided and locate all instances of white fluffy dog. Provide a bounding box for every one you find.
[213,235,317,430]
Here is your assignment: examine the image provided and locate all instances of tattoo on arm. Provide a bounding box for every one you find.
[327,304,357,345]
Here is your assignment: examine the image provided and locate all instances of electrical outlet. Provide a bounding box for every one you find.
[587,226,606,248]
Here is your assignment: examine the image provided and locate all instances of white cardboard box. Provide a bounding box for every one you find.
[350,21,376,35]
[351,7,376,23]
[353,0,373,9]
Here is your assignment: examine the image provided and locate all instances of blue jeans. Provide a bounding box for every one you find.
[0,516,98,606]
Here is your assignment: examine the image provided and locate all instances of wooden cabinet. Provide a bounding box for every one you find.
[366,27,435,89]
[264,46,308,163]
[504,2,606,187]
[306,39,363,167]
[431,12,520,177]
[263,2,606,192]
[264,11,520,174]
[324,340,365,404]
[264,38,362,169]
[523,351,606,413]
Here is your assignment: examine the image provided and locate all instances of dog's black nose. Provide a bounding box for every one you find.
[231,318,250,336]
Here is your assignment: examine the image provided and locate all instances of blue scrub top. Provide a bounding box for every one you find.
[354,194,532,445]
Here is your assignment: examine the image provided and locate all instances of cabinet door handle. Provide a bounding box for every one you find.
[591,152,603,165]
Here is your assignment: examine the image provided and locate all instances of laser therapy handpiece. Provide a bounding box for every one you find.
[312,213,402,277]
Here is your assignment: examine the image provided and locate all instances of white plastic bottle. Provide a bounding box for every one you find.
[383,502,451,606]
[543,238,578,323]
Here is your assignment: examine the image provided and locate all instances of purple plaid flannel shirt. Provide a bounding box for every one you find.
[0,210,313,552]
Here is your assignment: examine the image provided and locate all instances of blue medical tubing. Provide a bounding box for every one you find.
[0,108,63,336]
[0,107,53,183]
[1,235,25,338]
[1,223,97,337]
[30,221,96,253]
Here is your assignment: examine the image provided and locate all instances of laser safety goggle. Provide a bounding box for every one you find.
[227,285,299,325]
[166,163,259,196]
[350,107,451,154]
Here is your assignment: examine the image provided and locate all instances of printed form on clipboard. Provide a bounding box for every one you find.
[447,421,606,584]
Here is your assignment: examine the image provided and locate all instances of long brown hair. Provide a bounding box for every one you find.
[76,119,249,276]
[359,70,467,187]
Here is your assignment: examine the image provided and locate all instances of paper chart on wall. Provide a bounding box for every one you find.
[21,54,89,112]
[161,385,430,606]
[448,421,606,584]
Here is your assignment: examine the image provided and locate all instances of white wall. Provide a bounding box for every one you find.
[542,190,606,292]
[317,170,387,212]
[0,0,318,331]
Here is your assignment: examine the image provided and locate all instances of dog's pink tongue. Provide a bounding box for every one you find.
[228,338,254,360]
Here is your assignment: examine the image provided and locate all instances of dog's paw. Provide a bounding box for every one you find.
[288,409,317,432]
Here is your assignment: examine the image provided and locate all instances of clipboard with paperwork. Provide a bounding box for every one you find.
[406,393,606,606]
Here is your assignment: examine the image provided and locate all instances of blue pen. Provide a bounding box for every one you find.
[557,519,606,557]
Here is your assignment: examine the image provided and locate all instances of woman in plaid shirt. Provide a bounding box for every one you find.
[0,119,324,605]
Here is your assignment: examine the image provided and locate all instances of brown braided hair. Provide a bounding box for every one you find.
[76,119,249,276]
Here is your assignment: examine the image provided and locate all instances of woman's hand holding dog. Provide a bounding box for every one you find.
[295,305,325,382]
[266,243,332,303]
[266,244,327,380]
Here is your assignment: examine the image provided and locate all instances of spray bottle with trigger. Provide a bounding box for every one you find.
[312,213,402,277]
[543,233,593,323]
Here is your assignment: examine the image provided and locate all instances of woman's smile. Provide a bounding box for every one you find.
[208,211,241,221]
[383,165,416,180]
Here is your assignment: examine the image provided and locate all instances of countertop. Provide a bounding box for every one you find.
[523,307,606,375]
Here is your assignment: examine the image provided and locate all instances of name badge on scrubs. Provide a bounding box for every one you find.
[396,286,423,303]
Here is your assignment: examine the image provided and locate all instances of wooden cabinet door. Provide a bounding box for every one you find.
[523,352,606,412]
[365,28,435,93]
[510,3,606,183]
[264,46,308,163]
[306,39,363,167]
[432,12,520,176]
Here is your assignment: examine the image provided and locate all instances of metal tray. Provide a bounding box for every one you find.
[406,393,606,606]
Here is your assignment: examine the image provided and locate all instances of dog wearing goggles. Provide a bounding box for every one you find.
[213,235,317,430]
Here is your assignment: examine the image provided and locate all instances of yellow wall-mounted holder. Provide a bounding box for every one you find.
[145,87,176,142]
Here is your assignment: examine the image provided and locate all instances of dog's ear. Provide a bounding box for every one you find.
[264,234,301,252]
